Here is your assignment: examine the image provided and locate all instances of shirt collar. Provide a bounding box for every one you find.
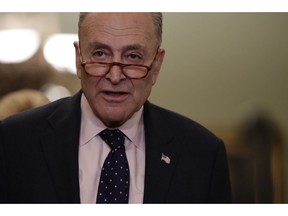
[79,93,144,151]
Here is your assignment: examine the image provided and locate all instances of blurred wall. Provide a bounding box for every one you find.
[154,13,288,201]
[156,13,288,202]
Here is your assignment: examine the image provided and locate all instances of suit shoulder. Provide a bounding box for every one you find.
[144,102,222,144]
[144,102,204,129]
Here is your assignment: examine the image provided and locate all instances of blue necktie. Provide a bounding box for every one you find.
[96,129,130,203]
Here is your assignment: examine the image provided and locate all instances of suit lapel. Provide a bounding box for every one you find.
[143,102,183,203]
[40,92,82,203]
[39,96,182,203]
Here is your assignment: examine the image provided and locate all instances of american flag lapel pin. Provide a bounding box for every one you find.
[161,153,171,164]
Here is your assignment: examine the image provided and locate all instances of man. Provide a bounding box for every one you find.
[0,13,231,203]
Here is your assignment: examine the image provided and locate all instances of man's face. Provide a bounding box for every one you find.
[75,13,165,127]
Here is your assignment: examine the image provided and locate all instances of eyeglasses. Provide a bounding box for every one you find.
[79,48,159,79]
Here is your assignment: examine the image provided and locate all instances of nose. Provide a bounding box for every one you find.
[105,63,126,84]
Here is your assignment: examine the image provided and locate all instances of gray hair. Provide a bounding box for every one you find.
[78,12,163,46]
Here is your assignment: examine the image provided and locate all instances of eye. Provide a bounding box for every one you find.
[126,52,143,64]
[91,49,111,62]
[93,50,105,57]
[129,53,141,59]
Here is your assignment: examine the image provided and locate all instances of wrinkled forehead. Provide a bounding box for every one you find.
[80,12,154,30]
[79,13,157,47]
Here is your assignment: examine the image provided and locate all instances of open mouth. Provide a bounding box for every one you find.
[103,91,127,96]
[101,91,129,102]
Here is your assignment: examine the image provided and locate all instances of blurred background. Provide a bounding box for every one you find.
[0,12,287,203]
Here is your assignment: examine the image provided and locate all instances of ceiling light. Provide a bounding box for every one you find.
[43,33,78,74]
[0,29,40,64]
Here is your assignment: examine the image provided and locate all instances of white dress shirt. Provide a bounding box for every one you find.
[79,94,145,203]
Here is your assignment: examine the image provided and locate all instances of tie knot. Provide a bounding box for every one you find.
[99,129,125,151]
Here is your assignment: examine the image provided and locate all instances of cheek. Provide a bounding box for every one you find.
[80,74,102,96]
[151,74,157,85]
[132,78,154,102]
[77,70,82,80]
[151,69,160,85]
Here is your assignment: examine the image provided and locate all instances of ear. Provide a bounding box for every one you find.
[74,41,82,79]
[151,48,165,85]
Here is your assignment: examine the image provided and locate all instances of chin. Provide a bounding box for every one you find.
[96,104,139,127]
[101,112,130,127]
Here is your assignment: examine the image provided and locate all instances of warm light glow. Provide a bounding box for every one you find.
[41,83,71,101]
[43,33,78,74]
[0,29,40,64]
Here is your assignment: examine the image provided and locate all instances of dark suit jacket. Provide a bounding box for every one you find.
[0,91,231,203]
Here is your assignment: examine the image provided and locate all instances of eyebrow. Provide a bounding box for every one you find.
[86,42,147,54]
[86,42,111,52]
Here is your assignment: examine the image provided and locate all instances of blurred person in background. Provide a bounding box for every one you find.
[0,89,49,120]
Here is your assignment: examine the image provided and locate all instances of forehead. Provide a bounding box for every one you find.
[79,13,156,50]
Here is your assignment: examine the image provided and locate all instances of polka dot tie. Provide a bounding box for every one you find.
[96,129,130,203]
